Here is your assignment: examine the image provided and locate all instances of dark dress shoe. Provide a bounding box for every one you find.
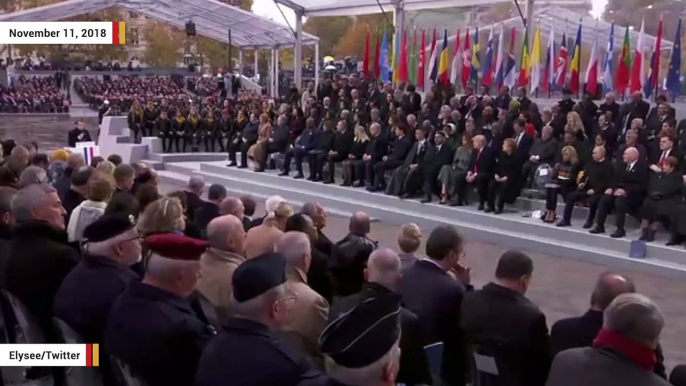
[494,208,504,214]
[609,229,626,238]
[477,204,485,211]
[639,228,650,241]
[400,193,411,199]
[582,221,593,229]
[278,171,289,176]
[556,221,571,227]
[352,181,364,187]
[306,176,315,181]
[313,177,323,182]
[340,182,351,187]
[254,168,265,173]
[366,186,378,192]
[666,235,683,246]
[589,226,605,234]
[484,207,494,213]
[646,229,656,242]
[227,162,237,167]
[323,180,334,184]
[237,165,248,169]
[449,201,463,207]
[293,173,305,179]
[420,195,432,203]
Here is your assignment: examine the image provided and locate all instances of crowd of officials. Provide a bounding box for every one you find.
[0,137,684,386]
[0,75,70,113]
[124,73,686,245]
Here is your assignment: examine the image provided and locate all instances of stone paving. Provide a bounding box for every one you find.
[2,116,684,370]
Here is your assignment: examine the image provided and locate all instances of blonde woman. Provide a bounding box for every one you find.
[137,196,186,236]
[397,223,422,270]
[96,160,116,176]
[566,111,586,141]
[543,145,581,223]
[68,174,114,242]
[341,126,370,186]
[245,201,293,259]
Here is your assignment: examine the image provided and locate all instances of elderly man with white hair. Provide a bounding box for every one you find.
[329,248,432,386]
[4,184,78,340]
[248,194,285,229]
[546,293,669,386]
[18,165,47,187]
[276,231,329,368]
[184,175,205,221]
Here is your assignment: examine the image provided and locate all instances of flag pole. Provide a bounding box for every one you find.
[548,19,553,99]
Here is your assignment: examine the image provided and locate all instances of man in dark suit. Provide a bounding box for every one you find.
[515,87,532,112]
[402,84,422,115]
[615,129,648,164]
[645,102,675,143]
[368,125,412,192]
[649,134,682,171]
[322,120,353,184]
[590,147,648,238]
[462,251,551,386]
[513,118,534,165]
[397,225,472,386]
[420,131,454,203]
[461,135,497,209]
[194,184,227,236]
[598,92,620,125]
[353,123,388,188]
[184,176,205,223]
[391,128,428,197]
[618,92,651,133]
[330,248,432,386]
[493,86,512,112]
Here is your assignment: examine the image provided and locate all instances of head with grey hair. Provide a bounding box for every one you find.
[366,248,401,291]
[301,202,327,230]
[0,187,16,225]
[603,293,664,349]
[187,176,205,195]
[206,215,246,255]
[12,184,65,229]
[18,166,47,188]
[276,231,311,273]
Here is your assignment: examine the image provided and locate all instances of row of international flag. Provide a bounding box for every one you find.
[361,17,683,97]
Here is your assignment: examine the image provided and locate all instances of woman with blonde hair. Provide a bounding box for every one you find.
[96,160,116,176]
[542,145,581,223]
[47,148,71,184]
[341,126,370,186]
[566,111,586,141]
[137,196,186,236]
[249,113,273,172]
[245,201,293,259]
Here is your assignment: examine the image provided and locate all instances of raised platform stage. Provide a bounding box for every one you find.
[152,156,686,280]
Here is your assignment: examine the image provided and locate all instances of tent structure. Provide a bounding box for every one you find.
[0,0,321,96]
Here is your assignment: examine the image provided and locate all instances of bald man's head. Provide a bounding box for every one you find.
[590,271,636,310]
[349,211,370,236]
[206,215,246,254]
[623,147,639,164]
[366,248,401,290]
[219,196,244,218]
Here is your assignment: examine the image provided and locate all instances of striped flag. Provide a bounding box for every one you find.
[450,29,461,86]
[585,26,600,95]
[439,29,450,86]
[615,25,632,95]
[428,29,439,84]
[461,27,472,89]
[504,27,517,88]
[111,21,126,44]
[78,144,100,165]
[629,18,645,94]
[644,16,663,98]
[603,23,614,93]
[418,29,426,90]
[482,28,495,88]
[495,24,505,89]
[569,21,582,94]
[518,28,529,87]
[529,24,542,95]
[555,29,568,87]
[471,27,481,84]
[543,24,555,92]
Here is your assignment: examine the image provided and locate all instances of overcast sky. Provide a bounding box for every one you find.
[250,0,608,28]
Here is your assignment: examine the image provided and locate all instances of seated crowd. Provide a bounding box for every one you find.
[0,75,69,113]
[184,76,686,246]
[0,141,684,386]
[74,75,188,113]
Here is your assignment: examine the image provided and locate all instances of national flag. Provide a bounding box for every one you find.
[615,25,632,94]
[495,24,505,89]
[504,27,517,88]
[630,18,645,94]
[439,29,450,86]
[555,29,568,87]
[644,16,663,98]
[471,27,481,84]
[409,27,418,84]
[461,27,472,89]
[450,28,461,86]
[482,28,495,87]
[79,144,100,165]
[543,24,555,92]
[666,18,682,96]
[398,28,409,83]
[418,29,426,90]
[373,30,381,80]
[529,24,542,95]
[603,22,614,92]
[111,21,126,44]
[518,28,529,87]
[362,29,370,80]
[392,30,399,83]
[569,22,582,94]
[379,30,390,83]
[585,26,600,95]
[428,28,439,84]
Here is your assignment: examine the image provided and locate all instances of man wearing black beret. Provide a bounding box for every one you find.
[195,252,336,386]
[54,213,142,344]
[105,233,214,386]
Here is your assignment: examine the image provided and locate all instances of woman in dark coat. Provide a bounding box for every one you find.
[438,133,473,204]
[341,126,369,186]
[667,181,686,247]
[485,138,521,214]
[171,109,186,153]
[638,156,684,242]
[542,145,582,223]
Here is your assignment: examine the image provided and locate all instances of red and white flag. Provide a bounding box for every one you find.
[630,18,645,94]
[450,29,460,86]
[585,26,599,95]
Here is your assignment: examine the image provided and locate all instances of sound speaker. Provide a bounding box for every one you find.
[185,20,196,37]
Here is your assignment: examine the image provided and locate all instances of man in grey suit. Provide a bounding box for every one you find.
[546,293,670,386]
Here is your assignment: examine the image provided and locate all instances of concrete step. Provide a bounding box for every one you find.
[147,152,227,163]
[138,159,165,170]
[158,161,686,280]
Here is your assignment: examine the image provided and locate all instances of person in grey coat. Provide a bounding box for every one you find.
[545,293,670,386]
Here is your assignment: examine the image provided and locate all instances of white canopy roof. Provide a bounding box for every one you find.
[433,6,674,51]
[0,0,319,48]
[274,0,513,17]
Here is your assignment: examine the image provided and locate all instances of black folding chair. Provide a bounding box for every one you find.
[52,318,103,386]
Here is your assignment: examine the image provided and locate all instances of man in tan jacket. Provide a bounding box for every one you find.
[276,231,329,369]
[197,215,246,315]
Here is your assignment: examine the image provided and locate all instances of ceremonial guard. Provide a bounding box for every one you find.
[127,100,144,143]
[156,110,173,153]
[105,234,216,386]
[143,100,158,137]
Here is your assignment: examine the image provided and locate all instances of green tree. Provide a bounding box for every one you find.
[303,16,353,56]
[197,36,231,70]
[141,22,183,67]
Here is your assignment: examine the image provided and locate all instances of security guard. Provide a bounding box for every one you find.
[105,234,215,386]
[194,252,333,386]
[54,213,142,344]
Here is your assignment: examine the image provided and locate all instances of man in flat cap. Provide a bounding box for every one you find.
[105,233,215,386]
[320,293,403,386]
[195,252,334,386]
[54,213,142,344]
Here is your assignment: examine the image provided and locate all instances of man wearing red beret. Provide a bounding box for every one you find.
[105,233,215,386]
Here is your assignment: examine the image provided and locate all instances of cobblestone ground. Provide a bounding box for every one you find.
[3,116,683,370]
